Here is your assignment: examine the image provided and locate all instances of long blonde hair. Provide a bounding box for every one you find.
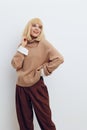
[22,18,45,41]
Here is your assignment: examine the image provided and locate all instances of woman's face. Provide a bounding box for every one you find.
[30,23,42,38]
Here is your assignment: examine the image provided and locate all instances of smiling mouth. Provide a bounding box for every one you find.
[33,31,39,34]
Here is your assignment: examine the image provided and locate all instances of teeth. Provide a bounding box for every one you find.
[34,31,39,33]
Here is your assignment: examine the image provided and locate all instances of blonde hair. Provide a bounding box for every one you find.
[22,18,45,41]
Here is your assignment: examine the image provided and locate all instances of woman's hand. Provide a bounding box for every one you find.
[17,37,28,56]
[21,37,27,47]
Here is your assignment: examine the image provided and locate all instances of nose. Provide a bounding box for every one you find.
[35,26,39,30]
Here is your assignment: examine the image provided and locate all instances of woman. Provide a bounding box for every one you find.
[11,18,64,130]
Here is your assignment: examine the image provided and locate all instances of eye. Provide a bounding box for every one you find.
[32,24,36,27]
[32,24,42,29]
[39,25,42,29]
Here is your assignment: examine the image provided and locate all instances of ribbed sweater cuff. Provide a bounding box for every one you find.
[17,46,28,56]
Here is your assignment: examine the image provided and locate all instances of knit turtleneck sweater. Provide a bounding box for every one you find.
[11,38,64,87]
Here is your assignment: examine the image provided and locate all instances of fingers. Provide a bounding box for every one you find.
[21,37,27,47]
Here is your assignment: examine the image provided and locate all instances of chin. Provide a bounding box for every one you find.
[33,35,39,37]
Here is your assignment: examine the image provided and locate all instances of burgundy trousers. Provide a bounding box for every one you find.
[16,77,56,130]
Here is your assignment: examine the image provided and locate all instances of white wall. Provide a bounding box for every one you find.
[0,0,87,130]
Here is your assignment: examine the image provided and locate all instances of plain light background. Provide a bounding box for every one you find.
[0,0,87,130]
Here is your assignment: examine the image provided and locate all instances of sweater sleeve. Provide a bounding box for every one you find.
[11,52,25,70]
[43,42,64,76]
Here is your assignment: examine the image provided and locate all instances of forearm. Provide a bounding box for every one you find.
[43,54,64,76]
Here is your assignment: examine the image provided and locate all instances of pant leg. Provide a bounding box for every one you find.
[29,78,56,130]
[16,85,34,130]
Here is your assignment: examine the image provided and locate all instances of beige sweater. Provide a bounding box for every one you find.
[11,38,64,87]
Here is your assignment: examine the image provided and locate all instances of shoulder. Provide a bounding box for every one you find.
[40,38,53,49]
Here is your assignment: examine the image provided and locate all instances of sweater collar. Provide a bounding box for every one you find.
[28,37,40,44]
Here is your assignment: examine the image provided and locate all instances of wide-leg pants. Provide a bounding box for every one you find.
[16,77,56,130]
